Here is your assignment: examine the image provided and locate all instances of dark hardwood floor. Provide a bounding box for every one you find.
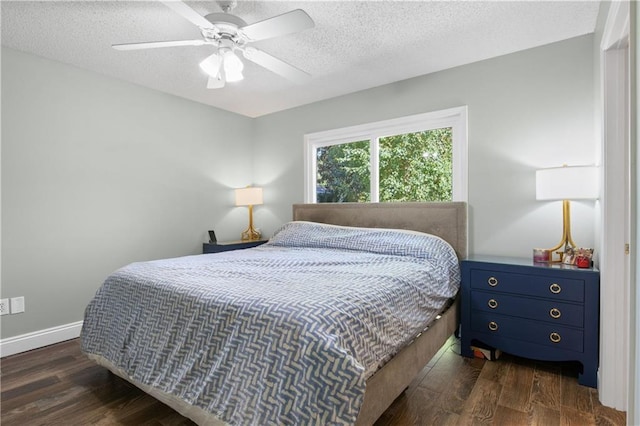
[1,336,626,425]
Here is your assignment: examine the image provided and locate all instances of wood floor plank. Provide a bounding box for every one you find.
[561,373,593,413]
[420,347,465,391]
[530,362,562,410]
[457,377,502,425]
[0,337,628,426]
[435,357,482,414]
[498,360,534,412]
[420,343,483,394]
[0,355,77,391]
[561,406,596,426]
[493,404,530,425]
[403,385,460,425]
[2,382,101,425]
[44,386,150,425]
[529,403,561,426]
[377,384,461,425]
[1,375,61,403]
[477,355,511,385]
[1,340,79,374]
[105,392,169,424]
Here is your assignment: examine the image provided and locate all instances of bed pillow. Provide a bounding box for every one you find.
[267,220,460,284]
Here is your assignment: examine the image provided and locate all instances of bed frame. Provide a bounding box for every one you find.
[292,202,467,425]
[92,202,467,425]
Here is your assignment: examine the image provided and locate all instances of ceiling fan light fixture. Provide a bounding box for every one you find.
[222,49,244,82]
[115,1,315,89]
[199,52,222,77]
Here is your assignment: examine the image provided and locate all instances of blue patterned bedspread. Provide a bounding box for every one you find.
[81,221,460,425]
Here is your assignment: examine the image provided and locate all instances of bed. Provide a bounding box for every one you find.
[81,202,467,425]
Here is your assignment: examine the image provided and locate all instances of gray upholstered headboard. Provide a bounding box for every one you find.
[292,202,467,259]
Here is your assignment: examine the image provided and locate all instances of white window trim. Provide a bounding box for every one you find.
[303,106,468,203]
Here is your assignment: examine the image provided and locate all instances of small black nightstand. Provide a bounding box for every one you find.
[460,255,600,388]
[203,240,267,254]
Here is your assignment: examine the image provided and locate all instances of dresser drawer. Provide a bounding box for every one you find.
[470,290,584,327]
[471,312,583,352]
[470,269,584,302]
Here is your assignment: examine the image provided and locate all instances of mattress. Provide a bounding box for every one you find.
[81,221,460,425]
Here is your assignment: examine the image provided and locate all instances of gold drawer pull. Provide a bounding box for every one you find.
[550,332,562,343]
[488,321,499,331]
[487,299,498,309]
[549,283,562,294]
[488,276,498,287]
[549,308,562,319]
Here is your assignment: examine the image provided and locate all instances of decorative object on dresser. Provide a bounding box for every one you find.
[460,256,599,388]
[535,165,599,263]
[235,186,263,241]
[203,239,267,254]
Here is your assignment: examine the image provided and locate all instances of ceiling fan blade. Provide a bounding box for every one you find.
[160,1,214,29]
[207,74,226,89]
[112,40,206,51]
[243,47,311,84]
[240,9,314,42]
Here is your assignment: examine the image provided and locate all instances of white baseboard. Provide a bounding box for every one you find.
[0,321,83,358]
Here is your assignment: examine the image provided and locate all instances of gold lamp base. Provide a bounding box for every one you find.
[545,199,577,263]
[241,205,261,241]
[241,227,261,241]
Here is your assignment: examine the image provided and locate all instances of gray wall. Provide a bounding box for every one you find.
[253,35,597,259]
[1,47,254,338]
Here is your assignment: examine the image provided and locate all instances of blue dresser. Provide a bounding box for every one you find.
[460,256,600,388]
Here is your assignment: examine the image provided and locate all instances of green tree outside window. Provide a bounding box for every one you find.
[315,128,452,203]
[316,140,370,202]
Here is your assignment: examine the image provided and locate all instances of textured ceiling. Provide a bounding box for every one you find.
[1,1,600,117]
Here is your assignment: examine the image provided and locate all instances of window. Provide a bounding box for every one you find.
[304,106,468,203]
[316,140,370,202]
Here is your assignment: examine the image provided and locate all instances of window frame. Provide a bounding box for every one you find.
[303,106,468,203]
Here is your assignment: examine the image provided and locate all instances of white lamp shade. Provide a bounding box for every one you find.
[235,187,263,206]
[536,166,599,200]
[223,50,244,82]
[199,52,222,78]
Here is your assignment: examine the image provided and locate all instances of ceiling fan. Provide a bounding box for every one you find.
[113,0,314,89]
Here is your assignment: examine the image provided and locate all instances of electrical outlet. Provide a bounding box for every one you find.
[10,297,25,314]
[0,299,9,316]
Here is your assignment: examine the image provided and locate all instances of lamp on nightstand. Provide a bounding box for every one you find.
[536,165,599,262]
[235,186,263,241]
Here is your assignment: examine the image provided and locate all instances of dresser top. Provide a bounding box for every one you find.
[463,255,598,273]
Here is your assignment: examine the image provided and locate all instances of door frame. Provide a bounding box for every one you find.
[599,0,632,412]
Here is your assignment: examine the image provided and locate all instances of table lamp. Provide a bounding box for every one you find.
[235,186,263,241]
[535,165,599,262]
